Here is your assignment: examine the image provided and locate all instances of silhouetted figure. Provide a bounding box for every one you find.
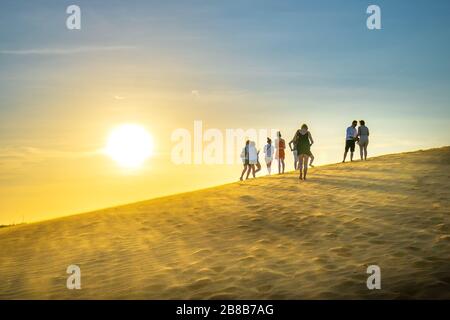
[343,120,358,163]
[275,131,286,174]
[357,120,370,160]
[263,138,274,175]
[246,141,258,179]
[294,124,314,180]
[291,128,315,168]
[239,140,250,181]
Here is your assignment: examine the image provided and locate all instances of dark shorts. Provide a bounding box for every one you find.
[345,140,356,152]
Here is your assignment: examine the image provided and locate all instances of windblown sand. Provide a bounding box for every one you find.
[1,147,449,299]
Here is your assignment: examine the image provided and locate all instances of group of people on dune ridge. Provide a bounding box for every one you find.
[240,120,370,181]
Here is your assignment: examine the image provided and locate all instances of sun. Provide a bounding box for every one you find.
[105,124,154,169]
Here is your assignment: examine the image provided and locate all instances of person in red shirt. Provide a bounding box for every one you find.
[275,131,286,174]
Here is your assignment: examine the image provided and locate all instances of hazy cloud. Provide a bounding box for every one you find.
[0,146,100,167]
[0,46,136,55]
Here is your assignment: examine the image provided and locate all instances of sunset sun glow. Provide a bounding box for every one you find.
[105,124,154,169]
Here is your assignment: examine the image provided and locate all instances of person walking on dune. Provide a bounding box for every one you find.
[263,137,274,175]
[275,131,286,174]
[343,120,358,163]
[239,140,250,181]
[295,124,314,180]
[357,120,370,161]
[255,149,262,174]
[291,129,315,168]
[246,141,258,179]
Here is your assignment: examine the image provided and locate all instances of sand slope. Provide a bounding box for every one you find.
[1,147,449,299]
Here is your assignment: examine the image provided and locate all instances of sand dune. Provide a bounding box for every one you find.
[1,147,449,299]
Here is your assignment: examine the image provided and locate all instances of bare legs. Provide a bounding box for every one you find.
[343,151,354,163]
[255,162,261,174]
[359,142,368,160]
[299,155,303,179]
[309,152,315,167]
[241,163,262,180]
[298,154,310,180]
[359,139,369,161]
[266,161,272,175]
[240,164,249,181]
[294,154,299,170]
[246,164,256,179]
[278,159,285,174]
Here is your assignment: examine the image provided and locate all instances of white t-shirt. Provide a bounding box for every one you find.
[248,145,258,162]
[264,144,274,158]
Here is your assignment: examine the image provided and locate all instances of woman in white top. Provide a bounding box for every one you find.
[263,137,274,175]
[357,120,370,161]
[246,141,258,179]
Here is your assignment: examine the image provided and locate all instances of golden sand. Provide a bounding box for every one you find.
[0,147,449,299]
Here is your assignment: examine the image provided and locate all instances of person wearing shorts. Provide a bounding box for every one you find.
[239,140,250,180]
[263,137,274,175]
[343,120,357,163]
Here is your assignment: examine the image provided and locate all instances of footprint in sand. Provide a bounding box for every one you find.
[191,248,213,256]
[412,260,429,268]
[187,277,213,290]
[256,284,274,292]
[329,247,352,257]
[207,293,237,300]
[250,217,263,223]
[435,224,449,232]
[198,268,217,275]
[211,265,226,273]
[239,195,256,202]
[322,232,338,239]
[323,263,339,271]
[363,232,380,237]
[238,256,257,264]
[435,235,450,243]
[392,251,407,257]
[250,247,268,257]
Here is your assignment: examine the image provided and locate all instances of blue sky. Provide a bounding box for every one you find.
[1,0,449,223]
[1,0,450,120]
